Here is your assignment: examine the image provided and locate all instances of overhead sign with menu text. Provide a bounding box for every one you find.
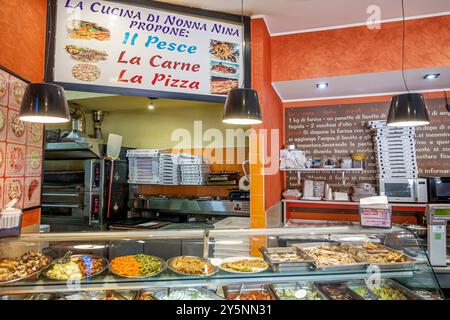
[51,0,245,100]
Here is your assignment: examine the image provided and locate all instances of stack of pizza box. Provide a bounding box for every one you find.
[127,149,160,184]
[368,120,418,179]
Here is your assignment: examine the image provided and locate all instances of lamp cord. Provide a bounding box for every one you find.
[401,0,410,93]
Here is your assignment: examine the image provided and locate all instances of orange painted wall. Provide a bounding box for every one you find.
[0,0,46,230]
[271,15,450,82]
[250,18,284,228]
[0,0,47,82]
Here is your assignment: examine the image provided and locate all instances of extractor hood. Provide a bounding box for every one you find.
[45,139,104,160]
[45,106,105,160]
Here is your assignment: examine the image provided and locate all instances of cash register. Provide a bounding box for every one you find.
[427,204,450,267]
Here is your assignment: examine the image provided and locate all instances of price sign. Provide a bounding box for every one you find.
[359,206,392,228]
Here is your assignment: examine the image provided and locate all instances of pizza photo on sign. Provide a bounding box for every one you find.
[6,110,26,144]
[5,143,25,177]
[0,142,6,176]
[210,76,239,95]
[26,122,44,147]
[8,77,26,110]
[72,64,101,82]
[24,177,41,208]
[0,106,7,141]
[210,40,240,63]
[0,69,9,107]
[4,178,24,208]
[210,61,239,77]
[67,20,111,41]
[25,146,42,176]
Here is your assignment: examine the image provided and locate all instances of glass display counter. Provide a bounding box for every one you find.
[0,225,443,300]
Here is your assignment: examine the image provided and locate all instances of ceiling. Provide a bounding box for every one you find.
[156,0,450,34]
[273,66,450,101]
[66,92,222,112]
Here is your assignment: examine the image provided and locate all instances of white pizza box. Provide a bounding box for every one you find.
[378,174,419,179]
[378,166,418,171]
[374,140,416,145]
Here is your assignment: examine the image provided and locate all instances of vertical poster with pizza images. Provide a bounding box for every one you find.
[51,0,245,100]
[0,66,44,209]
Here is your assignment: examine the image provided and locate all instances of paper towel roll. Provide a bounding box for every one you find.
[239,176,250,191]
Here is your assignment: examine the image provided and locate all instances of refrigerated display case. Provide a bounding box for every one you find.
[0,225,443,300]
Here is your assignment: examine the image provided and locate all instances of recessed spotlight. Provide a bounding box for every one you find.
[316,82,328,89]
[424,73,440,80]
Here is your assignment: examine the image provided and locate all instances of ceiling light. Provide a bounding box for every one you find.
[316,83,328,89]
[423,73,440,80]
[387,93,430,127]
[222,0,262,126]
[223,88,262,125]
[19,83,70,123]
[387,0,430,127]
[148,99,155,110]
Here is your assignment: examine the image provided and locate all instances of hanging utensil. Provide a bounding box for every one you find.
[106,134,123,219]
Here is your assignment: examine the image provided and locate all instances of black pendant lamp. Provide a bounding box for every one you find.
[222,0,262,125]
[19,83,70,123]
[223,88,262,125]
[387,0,430,127]
[387,93,430,126]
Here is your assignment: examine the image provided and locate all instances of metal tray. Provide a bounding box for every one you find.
[314,281,364,300]
[353,242,417,270]
[135,289,157,300]
[259,247,315,272]
[269,282,328,300]
[223,284,278,300]
[167,256,218,277]
[61,290,129,300]
[44,254,108,281]
[346,280,380,300]
[109,255,166,279]
[369,279,424,300]
[0,255,53,286]
[153,288,224,300]
[293,242,369,271]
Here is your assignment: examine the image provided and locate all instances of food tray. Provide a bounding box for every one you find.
[367,279,424,300]
[153,288,223,300]
[135,289,157,300]
[167,256,218,277]
[0,255,53,285]
[110,255,166,279]
[259,247,314,272]
[293,242,368,271]
[346,281,380,300]
[269,282,328,300]
[223,284,277,300]
[314,282,363,300]
[44,254,108,281]
[219,256,269,274]
[61,290,129,300]
[353,242,417,270]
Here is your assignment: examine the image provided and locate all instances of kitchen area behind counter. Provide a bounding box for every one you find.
[42,93,251,234]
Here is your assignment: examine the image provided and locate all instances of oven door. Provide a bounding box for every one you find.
[379,179,415,202]
[428,177,450,203]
